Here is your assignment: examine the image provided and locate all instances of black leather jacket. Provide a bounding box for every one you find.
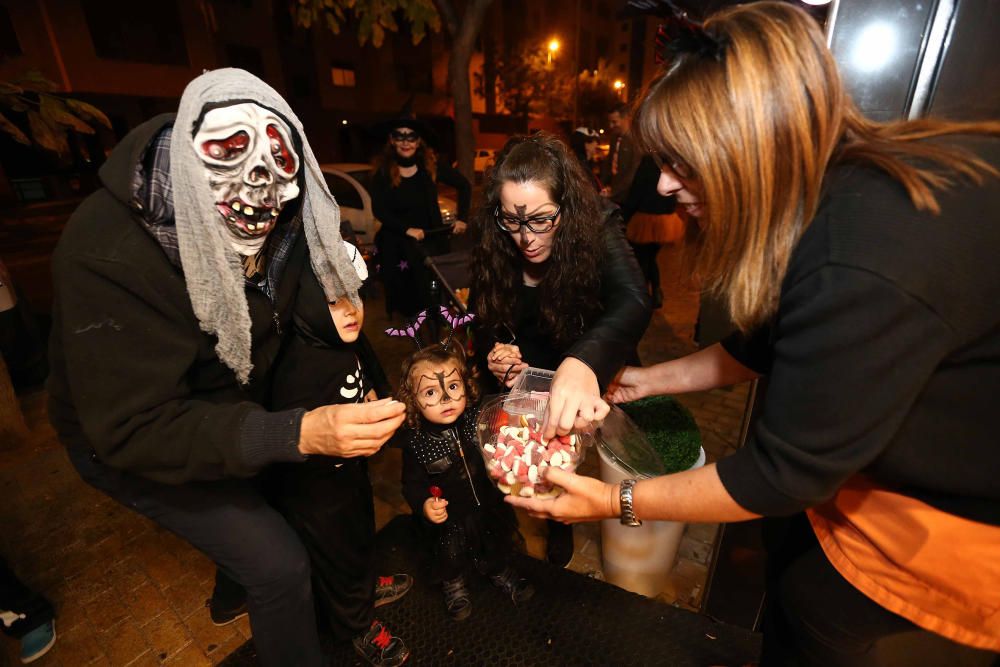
[476,204,652,392]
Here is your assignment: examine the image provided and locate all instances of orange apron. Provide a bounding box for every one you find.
[807,477,1000,651]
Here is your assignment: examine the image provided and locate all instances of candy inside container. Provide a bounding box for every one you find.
[476,391,592,498]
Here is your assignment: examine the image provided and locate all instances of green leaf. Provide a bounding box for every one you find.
[0,111,30,145]
[371,23,385,47]
[0,93,30,113]
[65,98,112,129]
[27,110,69,156]
[40,95,94,134]
[17,70,58,93]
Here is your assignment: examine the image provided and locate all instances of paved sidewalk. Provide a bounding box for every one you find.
[0,244,747,665]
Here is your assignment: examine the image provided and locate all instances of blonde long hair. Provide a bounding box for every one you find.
[634,2,1000,331]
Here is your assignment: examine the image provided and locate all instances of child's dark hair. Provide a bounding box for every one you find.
[397,344,480,428]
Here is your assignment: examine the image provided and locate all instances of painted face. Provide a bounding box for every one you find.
[329,297,363,344]
[411,360,466,425]
[193,103,301,255]
[655,160,703,219]
[498,180,560,264]
[390,128,421,160]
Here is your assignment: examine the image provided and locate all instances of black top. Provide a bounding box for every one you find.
[270,265,390,412]
[621,155,677,223]
[400,407,503,524]
[47,114,310,484]
[476,205,652,392]
[371,161,471,256]
[716,136,1000,526]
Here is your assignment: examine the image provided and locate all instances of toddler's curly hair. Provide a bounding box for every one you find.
[397,343,480,428]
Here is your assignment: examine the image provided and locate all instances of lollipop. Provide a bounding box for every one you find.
[429,485,443,499]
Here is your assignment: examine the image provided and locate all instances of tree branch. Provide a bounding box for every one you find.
[432,0,460,37]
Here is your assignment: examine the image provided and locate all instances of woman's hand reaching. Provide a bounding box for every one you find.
[542,357,610,439]
[605,366,654,404]
[451,220,468,235]
[505,467,618,524]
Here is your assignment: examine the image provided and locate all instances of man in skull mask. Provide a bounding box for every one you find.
[47,69,408,666]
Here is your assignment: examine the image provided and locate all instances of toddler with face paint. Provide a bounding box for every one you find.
[398,344,534,621]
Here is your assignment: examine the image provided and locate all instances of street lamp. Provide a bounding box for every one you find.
[547,38,560,64]
[613,79,625,98]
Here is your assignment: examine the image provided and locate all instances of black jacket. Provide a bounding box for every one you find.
[476,205,652,392]
[47,114,309,484]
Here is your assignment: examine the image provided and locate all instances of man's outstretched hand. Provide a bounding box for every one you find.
[299,398,406,458]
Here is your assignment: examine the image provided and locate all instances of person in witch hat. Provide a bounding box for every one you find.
[371,114,471,319]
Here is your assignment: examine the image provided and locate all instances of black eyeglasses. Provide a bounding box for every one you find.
[493,205,561,234]
[391,130,419,143]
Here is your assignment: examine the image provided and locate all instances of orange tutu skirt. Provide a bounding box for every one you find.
[627,211,686,245]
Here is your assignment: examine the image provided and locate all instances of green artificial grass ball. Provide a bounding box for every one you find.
[620,396,702,474]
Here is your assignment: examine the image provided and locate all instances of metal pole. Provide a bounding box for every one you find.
[572,0,581,129]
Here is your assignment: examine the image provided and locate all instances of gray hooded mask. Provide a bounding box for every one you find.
[169,68,361,384]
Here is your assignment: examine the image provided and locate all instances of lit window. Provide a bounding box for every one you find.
[331,67,356,88]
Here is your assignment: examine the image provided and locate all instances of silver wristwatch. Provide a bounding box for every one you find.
[619,478,642,527]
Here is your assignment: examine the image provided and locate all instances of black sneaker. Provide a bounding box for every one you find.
[442,575,472,621]
[206,597,248,626]
[352,620,410,666]
[374,573,413,608]
[490,566,534,605]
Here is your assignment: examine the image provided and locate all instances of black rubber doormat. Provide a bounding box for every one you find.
[220,515,761,666]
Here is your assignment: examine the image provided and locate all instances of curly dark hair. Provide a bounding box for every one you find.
[470,132,604,350]
[397,343,480,429]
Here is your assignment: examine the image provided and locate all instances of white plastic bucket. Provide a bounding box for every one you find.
[598,445,706,597]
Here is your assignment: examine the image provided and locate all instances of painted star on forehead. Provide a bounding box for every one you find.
[398,260,409,271]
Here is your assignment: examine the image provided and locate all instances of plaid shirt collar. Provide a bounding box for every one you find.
[132,126,301,301]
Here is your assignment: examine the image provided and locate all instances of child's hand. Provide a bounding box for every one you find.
[488,343,527,388]
[423,496,449,524]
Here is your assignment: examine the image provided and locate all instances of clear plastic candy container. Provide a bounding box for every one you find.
[476,387,592,499]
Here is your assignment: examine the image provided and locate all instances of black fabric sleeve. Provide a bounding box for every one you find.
[53,253,305,483]
[401,434,432,518]
[720,325,774,376]
[436,163,472,221]
[564,209,653,389]
[370,171,409,238]
[716,265,955,516]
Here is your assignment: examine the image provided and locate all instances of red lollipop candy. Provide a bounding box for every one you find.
[429,485,443,499]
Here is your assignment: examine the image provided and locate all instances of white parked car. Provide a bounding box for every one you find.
[320,163,458,246]
[473,149,496,173]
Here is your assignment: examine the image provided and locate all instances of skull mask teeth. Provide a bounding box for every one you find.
[193,103,301,254]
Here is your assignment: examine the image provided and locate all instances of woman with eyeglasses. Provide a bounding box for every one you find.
[507,2,1000,664]
[470,132,652,566]
[372,118,471,318]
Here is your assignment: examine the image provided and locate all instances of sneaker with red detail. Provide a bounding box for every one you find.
[374,573,413,608]
[352,619,410,666]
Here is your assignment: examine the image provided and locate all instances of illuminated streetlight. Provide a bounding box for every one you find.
[547,38,560,64]
[613,80,624,90]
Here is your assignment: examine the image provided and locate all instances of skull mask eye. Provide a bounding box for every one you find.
[267,124,295,175]
[201,131,250,161]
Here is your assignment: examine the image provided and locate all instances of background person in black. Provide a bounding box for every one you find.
[371,118,471,318]
[469,133,652,565]
[620,155,686,308]
[507,4,1000,664]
